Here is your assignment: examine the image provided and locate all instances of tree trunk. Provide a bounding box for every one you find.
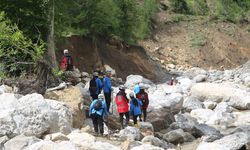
[47,0,58,69]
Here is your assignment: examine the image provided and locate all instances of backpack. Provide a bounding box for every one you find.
[66,56,73,70]
[140,94,147,106]
[94,100,103,111]
[89,78,97,94]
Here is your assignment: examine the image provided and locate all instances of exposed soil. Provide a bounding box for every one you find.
[139,1,250,70]
[56,36,170,82]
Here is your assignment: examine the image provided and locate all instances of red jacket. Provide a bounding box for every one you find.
[60,55,73,71]
[115,91,129,113]
[136,90,149,109]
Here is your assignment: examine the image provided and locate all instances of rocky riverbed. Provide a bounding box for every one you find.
[1,61,250,150]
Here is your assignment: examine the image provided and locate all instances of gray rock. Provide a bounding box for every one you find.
[197,132,249,150]
[141,136,171,149]
[184,67,207,79]
[193,74,207,83]
[131,144,164,150]
[117,126,141,141]
[4,135,41,150]
[193,124,223,142]
[214,102,233,113]
[183,97,204,112]
[44,133,69,142]
[203,101,217,110]
[163,129,195,144]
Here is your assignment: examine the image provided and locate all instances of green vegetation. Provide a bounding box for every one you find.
[0,12,45,77]
[0,0,157,77]
[170,0,250,23]
[190,32,206,49]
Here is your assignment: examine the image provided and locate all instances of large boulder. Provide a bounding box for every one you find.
[147,108,175,132]
[170,113,198,133]
[0,93,72,137]
[26,140,78,150]
[124,75,154,89]
[197,132,249,150]
[183,97,204,112]
[116,126,142,141]
[190,109,214,123]
[44,86,84,128]
[67,131,96,147]
[193,74,207,83]
[193,124,223,142]
[4,135,41,150]
[44,132,69,142]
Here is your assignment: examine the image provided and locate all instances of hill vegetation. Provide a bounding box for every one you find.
[0,0,249,79]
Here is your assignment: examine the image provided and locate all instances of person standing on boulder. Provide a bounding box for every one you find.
[89,94,108,136]
[89,72,103,100]
[115,85,130,129]
[129,92,142,127]
[103,70,112,113]
[136,85,149,122]
[60,49,74,71]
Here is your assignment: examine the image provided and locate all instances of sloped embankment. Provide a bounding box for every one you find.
[57,36,170,82]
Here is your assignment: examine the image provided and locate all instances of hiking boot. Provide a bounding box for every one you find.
[93,132,98,136]
[134,123,139,128]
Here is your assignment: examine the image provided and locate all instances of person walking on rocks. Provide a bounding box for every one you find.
[60,49,74,71]
[89,72,103,100]
[89,94,108,136]
[103,70,112,113]
[115,85,130,129]
[129,92,142,127]
[136,85,149,122]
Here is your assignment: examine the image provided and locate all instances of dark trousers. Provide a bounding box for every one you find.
[133,115,139,125]
[119,112,129,129]
[139,108,147,122]
[91,94,98,100]
[104,92,111,112]
[91,113,104,134]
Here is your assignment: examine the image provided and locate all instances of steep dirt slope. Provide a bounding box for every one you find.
[56,36,169,82]
[140,1,250,70]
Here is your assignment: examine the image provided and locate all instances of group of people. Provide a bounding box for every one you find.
[60,49,150,136]
[88,72,149,136]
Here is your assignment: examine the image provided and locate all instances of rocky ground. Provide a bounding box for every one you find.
[1,61,250,150]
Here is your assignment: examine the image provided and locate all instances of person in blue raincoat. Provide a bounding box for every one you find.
[103,70,112,112]
[89,94,108,136]
[129,92,142,127]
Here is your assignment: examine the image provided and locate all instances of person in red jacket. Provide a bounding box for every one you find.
[115,85,129,129]
[60,49,74,71]
[136,85,149,122]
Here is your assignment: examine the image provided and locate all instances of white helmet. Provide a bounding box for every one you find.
[129,92,135,98]
[63,49,69,54]
[98,94,104,99]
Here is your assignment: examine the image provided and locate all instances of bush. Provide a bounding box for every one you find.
[170,0,189,14]
[214,0,250,23]
[0,12,45,76]
[186,0,208,15]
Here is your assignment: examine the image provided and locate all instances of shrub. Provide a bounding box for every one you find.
[170,0,189,14]
[0,12,45,76]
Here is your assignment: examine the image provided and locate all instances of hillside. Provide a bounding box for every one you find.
[140,0,250,70]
